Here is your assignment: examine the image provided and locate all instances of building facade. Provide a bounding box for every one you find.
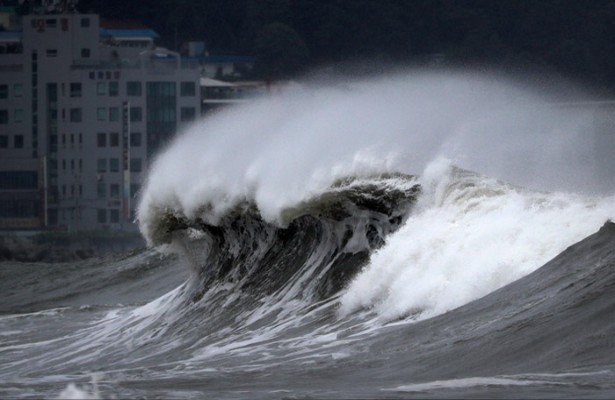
[0,9,200,231]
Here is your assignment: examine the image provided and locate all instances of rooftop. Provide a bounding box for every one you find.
[99,28,158,39]
[0,28,158,41]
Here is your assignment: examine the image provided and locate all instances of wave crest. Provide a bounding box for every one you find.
[150,174,420,306]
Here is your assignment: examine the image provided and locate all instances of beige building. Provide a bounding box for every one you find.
[0,8,200,231]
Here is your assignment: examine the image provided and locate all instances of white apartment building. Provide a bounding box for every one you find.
[0,8,200,231]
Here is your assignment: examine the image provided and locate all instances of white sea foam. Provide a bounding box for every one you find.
[57,375,102,399]
[386,371,609,393]
[138,70,610,245]
[339,159,615,321]
[386,376,560,392]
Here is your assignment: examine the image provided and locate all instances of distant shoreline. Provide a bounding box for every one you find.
[0,231,146,263]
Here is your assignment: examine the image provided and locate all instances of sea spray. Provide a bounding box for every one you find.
[138,71,610,246]
[339,160,615,321]
[57,375,102,400]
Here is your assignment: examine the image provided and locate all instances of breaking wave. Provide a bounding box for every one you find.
[137,71,615,323]
[4,70,615,399]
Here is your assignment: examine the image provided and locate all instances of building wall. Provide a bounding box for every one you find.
[0,12,200,232]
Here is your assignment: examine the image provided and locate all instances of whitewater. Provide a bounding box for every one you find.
[2,70,615,399]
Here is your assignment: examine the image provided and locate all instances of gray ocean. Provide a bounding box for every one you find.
[3,71,615,399]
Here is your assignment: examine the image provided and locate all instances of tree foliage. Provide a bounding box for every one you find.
[70,0,615,88]
[253,22,309,79]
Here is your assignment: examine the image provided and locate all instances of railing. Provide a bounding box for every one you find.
[70,58,199,72]
[70,60,140,70]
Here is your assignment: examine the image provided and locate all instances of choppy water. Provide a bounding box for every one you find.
[2,70,615,399]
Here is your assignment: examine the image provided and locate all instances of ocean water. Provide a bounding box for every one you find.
[2,70,615,399]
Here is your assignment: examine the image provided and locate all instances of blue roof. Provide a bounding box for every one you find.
[99,28,159,39]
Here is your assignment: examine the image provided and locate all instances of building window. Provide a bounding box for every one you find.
[69,108,82,122]
[13,83,23,97]
[109,107,119,121]
[97,158,106,172]
[130,132,141,147]
[97,183,106,198]
[46,18,57,28]
[109,132,119,147]
[46,49,57,57]
[97,209,106,223]
[0,135,7,148]
[146,81,177,157]
[70,83,81,97]
[0,110,8,124]
[97,107,106,121]
[110,183,120,198]
[130,107,142,122]
[109,81,119,96]
[180,107,196,122]
[126,81,142,96]
[109,158,119,172]
[0,171,37,190]
[81,18,90,28]
[81,48,91,58]
[97,132,106,147]
[14,135,24,148]
[180,81,196,96]
[130,158,142,172]
[150,108,176,122]
[97,82,106,96]
[147,81,176,96]
[0,84,7,99]
[14,109,24,123]
[109,209,119,223]
[130,183,141,198]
